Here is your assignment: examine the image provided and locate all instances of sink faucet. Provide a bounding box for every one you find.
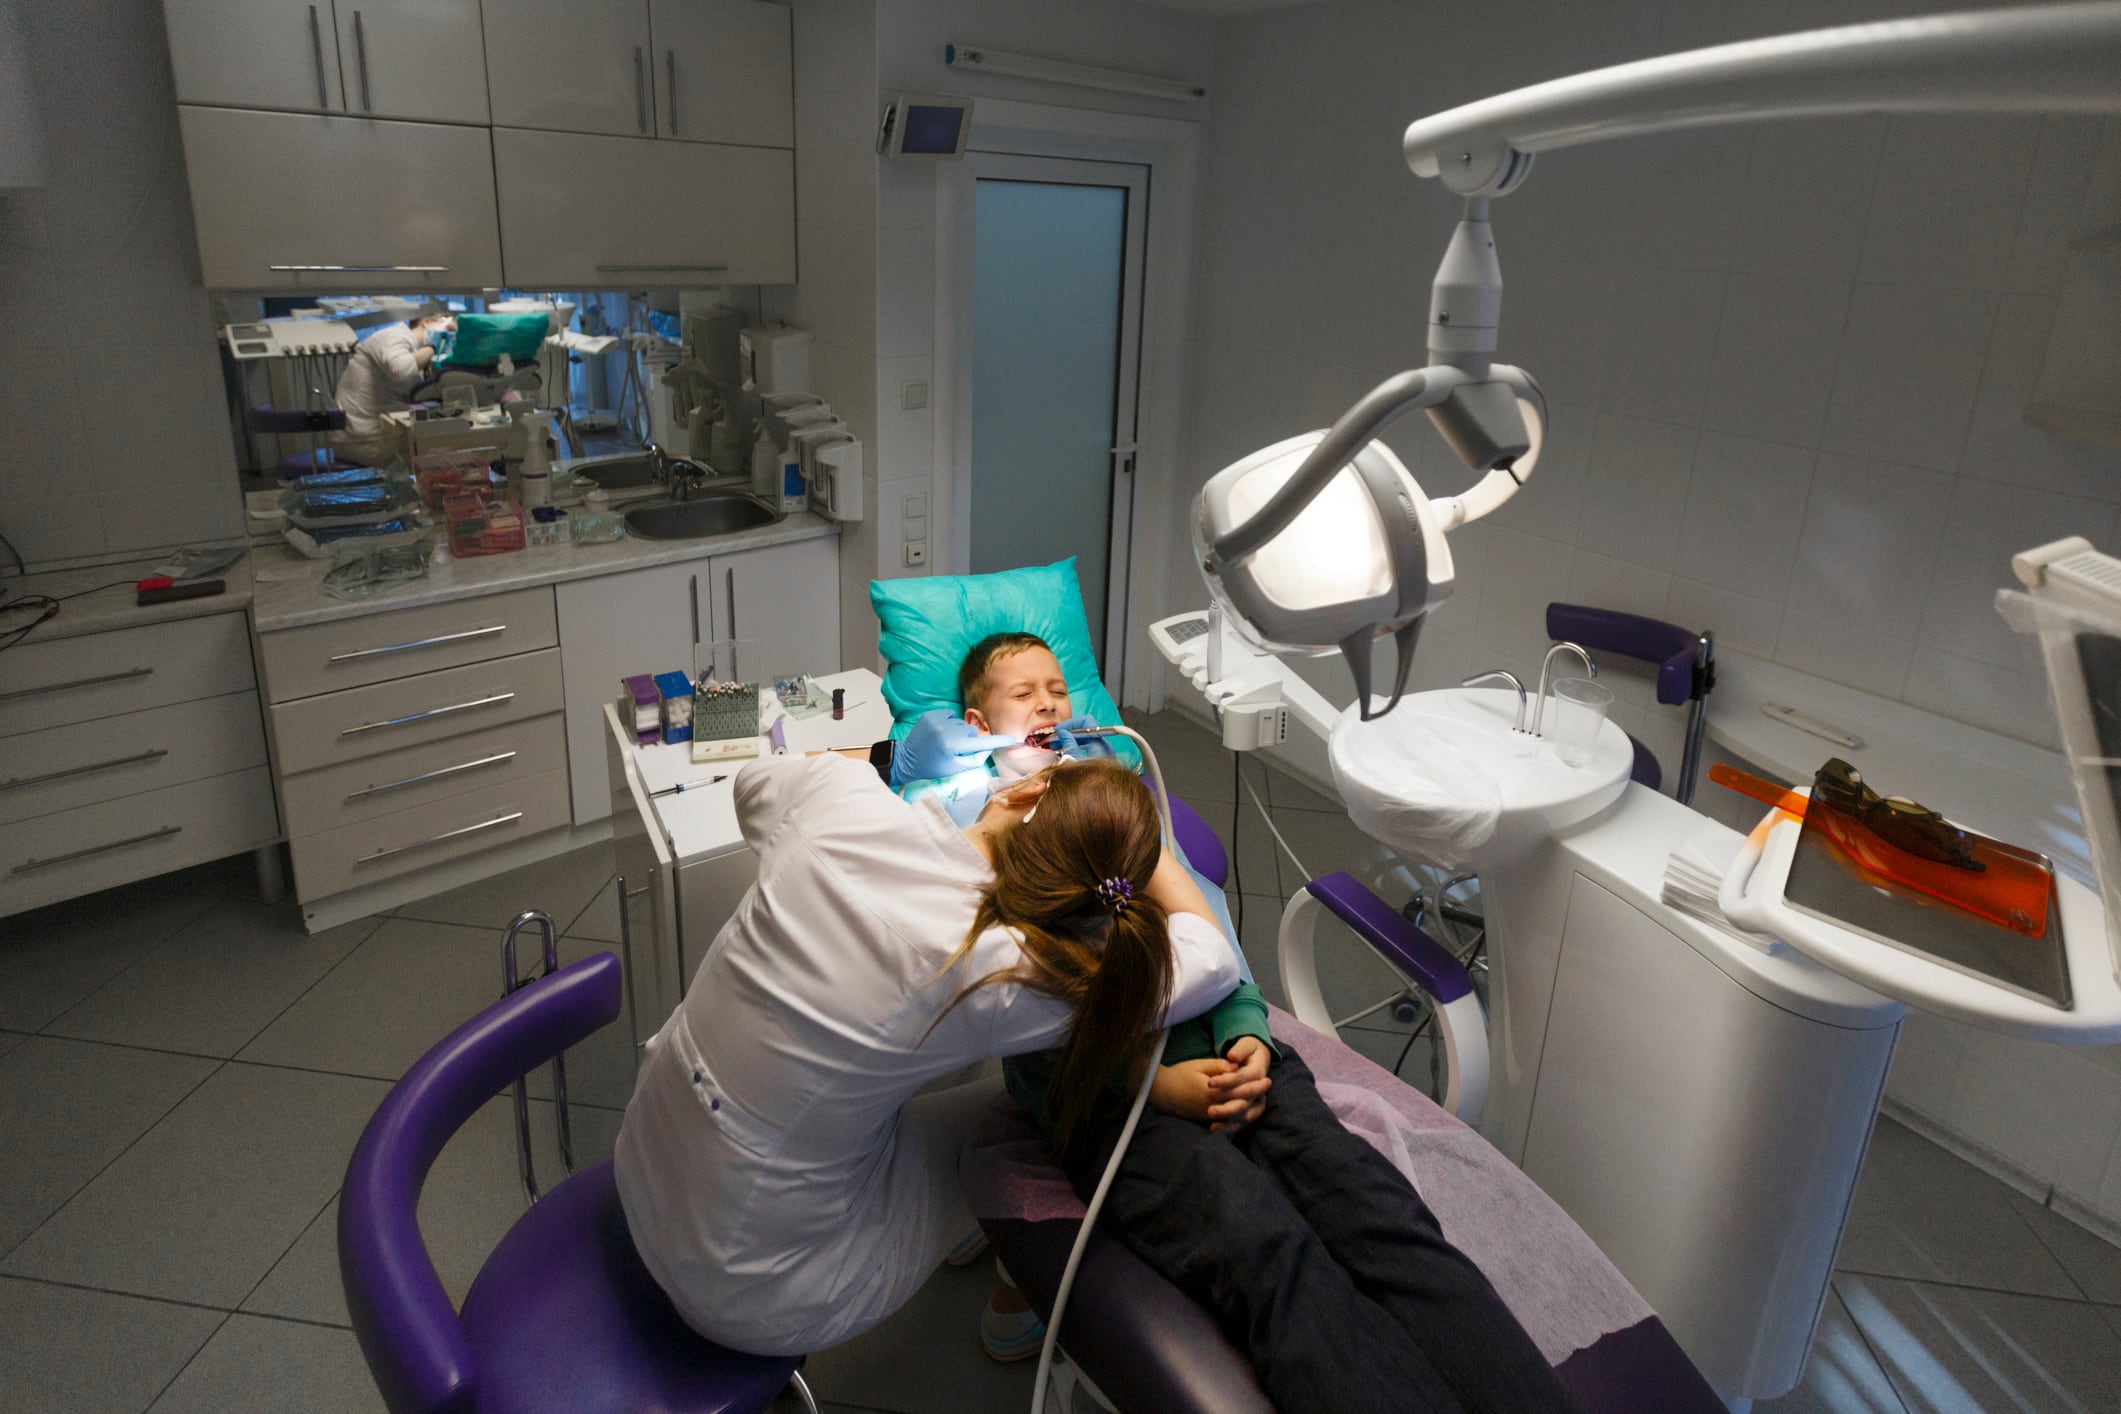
[1462,669,1530,732]
[644,441,714,501]
[1530,641,1597,737]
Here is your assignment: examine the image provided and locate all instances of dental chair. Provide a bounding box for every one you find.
[1546,602,1715,804]
[338,919,816,1414]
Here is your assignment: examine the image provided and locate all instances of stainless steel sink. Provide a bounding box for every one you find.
[624,495,782,540]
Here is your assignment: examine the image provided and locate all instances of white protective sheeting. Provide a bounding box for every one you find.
[1330,706,1501,869]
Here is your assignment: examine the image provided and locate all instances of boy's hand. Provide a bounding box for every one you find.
[1207,1035,1272,1133]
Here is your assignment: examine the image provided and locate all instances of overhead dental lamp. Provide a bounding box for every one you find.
[1199,0,2121,719]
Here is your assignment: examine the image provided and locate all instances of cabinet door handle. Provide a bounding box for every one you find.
[726,566,738,682]
[340,691,514,736]
[634,46,648,133]
[308,4,329,108]
[269,264,451,273]
[345,750,517,801]
[357,811,522,864]
[594,263,731,274]
[0,666,152,703]
[1,748,168,792]
[353,10,371,110]
[666,49,678,134]
[328,623,506,662]
[15,825,182,874]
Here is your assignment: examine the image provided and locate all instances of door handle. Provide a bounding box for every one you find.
[667,50,678,134]
[634,46,648,133]
[353,10,371,110]
[328,623,506,662]
[1,748,168,791]
[15,825,182,874]
[308,4,330,108]
[345,750,517,801]
[0,666,152,703]
[726,567,738,683]
[357,811,523,864]
[340,691,514,736]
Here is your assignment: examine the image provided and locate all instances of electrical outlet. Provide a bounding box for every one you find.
[905,540,928,567]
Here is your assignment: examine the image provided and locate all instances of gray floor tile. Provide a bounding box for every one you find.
[42,897,380,1058]
[239,916,518,1082]
[147,1313,385,1414]
[0,883,218,1032]
[1172,792,1284,901]
[417,1096,624,1307]
[2103,1304,2121,1344]
[391,842,614,935]
[1839,1273,2121,1414]
[1269,804,1401,897]
[1121,708,1269,807]
[0,1037,219,1255]
[2,1062,388,1308]
[1238,886,1424,1028]
[2009,1193,2121,1305]
[239,1197,347,1328]
[567,876,626,944]
[1756,1285,1908,1414]
[1266,766,1340,815]
[802,1257,1036,1413]
[524,933,644,1110]
[0,1030,24,1061]
[1836,1119,2079,1298]
[0,1276,223,1414]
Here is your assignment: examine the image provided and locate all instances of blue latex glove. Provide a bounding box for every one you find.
[1041,714,1102,756]
[892,709,1016,788]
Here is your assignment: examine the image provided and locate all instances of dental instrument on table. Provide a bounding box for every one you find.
[651,775,729,799]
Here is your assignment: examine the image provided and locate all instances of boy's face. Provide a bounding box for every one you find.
[966,645,1072,776]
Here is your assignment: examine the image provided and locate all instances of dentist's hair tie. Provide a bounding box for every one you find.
[1094,876,1134,915]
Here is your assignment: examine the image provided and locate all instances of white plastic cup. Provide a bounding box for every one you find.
[1550,678,1614,768]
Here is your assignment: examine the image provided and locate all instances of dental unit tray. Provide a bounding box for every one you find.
[689,681,764,762]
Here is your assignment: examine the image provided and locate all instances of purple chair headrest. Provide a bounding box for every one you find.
[1546,603,1703,706]
[340,951,623,1414]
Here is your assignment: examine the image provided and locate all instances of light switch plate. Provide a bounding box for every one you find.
[903,517,927,542]
[902,492,927,519]
[901,381,929,410]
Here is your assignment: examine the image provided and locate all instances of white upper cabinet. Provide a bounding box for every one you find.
[651,0,792,149]
[493,128,794,288]
[332,0,490,125]
[483,0,656,138]
[179,106,503,291]
[164,0,344,113]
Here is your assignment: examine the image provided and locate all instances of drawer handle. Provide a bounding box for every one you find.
[0,667,154,703]
[328,624,508,662]
[1,748,170,792]
[594,264,731,273]
[308,4,328,107]
[341,691,515,737]
[345,750,517,801]
[15,825,182,874]
[358,810,523,864]
[269,264,452,273]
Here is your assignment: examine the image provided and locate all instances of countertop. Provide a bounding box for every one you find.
[0,550,255,647]
[248,512,842,633]
[1707,648,2087,885]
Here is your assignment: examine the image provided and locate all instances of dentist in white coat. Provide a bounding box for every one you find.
[614,751,1238,1356]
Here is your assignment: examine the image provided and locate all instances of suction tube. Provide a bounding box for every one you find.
[1028,723,1179,1414]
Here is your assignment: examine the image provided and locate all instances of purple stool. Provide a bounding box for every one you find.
[339,949,813,1413]
[1546,603,1715,804]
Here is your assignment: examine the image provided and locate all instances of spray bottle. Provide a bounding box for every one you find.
[518,410,557,510]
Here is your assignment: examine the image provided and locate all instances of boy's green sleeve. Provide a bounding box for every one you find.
[1208,981,1276,1059]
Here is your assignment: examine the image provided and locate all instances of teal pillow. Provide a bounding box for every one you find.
[870,559,1133,760]
[436,311,550,369]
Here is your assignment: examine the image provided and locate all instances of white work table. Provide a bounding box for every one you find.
[0,550,254,646]
[248,512,840,633]
[1706,648,2088,885]
[607,668,897,1030]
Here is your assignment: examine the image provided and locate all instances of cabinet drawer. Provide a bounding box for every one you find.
[279,712,566,838]
[0,692,268,827]
[258,587,558,702]
[0,613,254,739]
[0,766,279,918]
[291,767,571,901]
[271,648,563,774]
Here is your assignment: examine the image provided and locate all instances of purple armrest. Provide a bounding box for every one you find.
[1169,794,1228,889]
[1546,602,1700,707]
[340,952,623,1414]
[1303,872,1472,1005]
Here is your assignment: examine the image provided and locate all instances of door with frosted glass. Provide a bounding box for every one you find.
[966,156,1147,679]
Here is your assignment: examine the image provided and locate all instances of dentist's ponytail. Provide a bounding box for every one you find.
[927,758,1172,1151]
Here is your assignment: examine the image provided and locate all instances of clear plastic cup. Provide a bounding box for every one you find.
[1550,678,1614,768]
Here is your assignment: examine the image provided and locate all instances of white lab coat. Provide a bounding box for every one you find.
[613,753,1239,1356]
[330,322,429,464]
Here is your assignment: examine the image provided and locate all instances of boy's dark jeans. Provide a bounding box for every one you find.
[1060,1048,1582,1414]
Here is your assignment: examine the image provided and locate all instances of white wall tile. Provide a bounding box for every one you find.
[1576,412,1697,569]
[1699,274,1852,449]
[1674,432,1815,602]
[1901,649,2055,746]
[1729,115,1889,281]
[873,353,934,485]
[1786,452,1953,641]
[1566,548,1671,623]
[1917,476,2109,672]
[1774,607,1914,699]
[2006,115,2106,294]
[1472,528,1579,666]
[1858,116,2043,289]
[1948,1028,2121,1204]
[875,224,933,360]
[1598,266,1725,426]
[1495,259,1615,412]
[1600,127,1756,271]
[1959,294,2121,504]
[1820,282,1995,474]
[1886,1010,1968,1121]
[1665,577,1782,659]
[1485,399,1591,545]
